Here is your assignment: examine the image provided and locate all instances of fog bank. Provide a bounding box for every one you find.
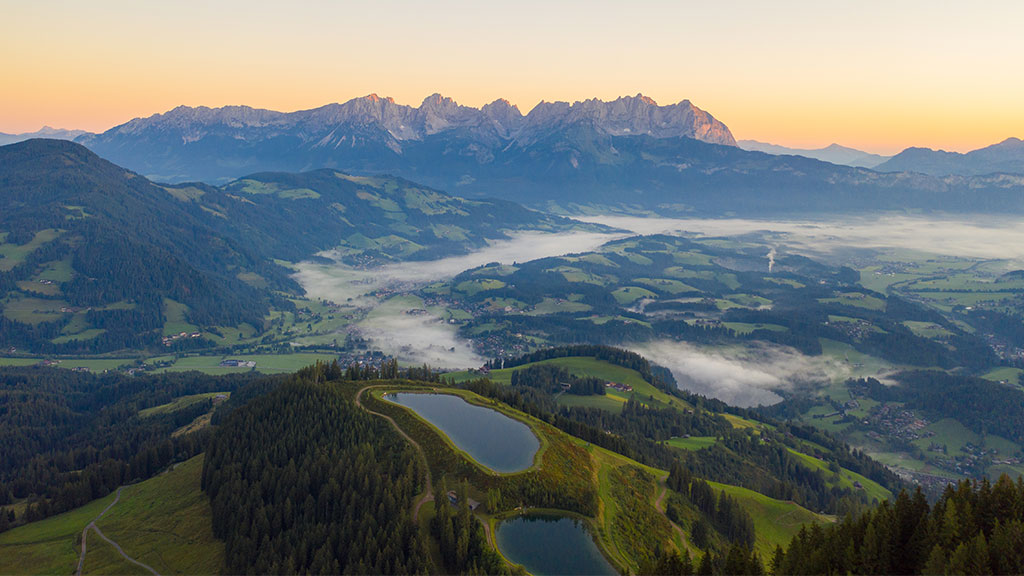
[633,340,850,408]
[579,214,1024,265]
[293,229,625,367]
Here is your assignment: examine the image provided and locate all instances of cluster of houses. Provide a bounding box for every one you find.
[162,331,203,346]
[606,381,634,393]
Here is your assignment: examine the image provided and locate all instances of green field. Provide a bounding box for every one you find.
[139,392,229,417]
[723,293,772,308]
[0,229,61,272]
[722,322,787,335]
[2,296,69,325]
[710,481,833,560]
[902,321,954,338]
[0,456,222,575]
[527,297,593,315]
[983,367,1023,387]
[611,286,658,305]
[557,392,626,412]
[0,357,138,372]
[666,436,718,451]
[633,277,700,295]
[162,299,197,336]
[454,278,506,296]
[153,353,338,375]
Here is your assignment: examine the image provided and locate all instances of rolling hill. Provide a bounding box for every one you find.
[0,139,588,354]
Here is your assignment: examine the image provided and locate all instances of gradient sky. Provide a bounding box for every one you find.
[3,0,1022,154]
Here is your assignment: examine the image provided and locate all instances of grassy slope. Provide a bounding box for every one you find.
[0,492,118,575]
[710,482,834,560]
[91,455,224,575]
[785,448,892,504]
[138,392,228,417]
[0,455,223,576]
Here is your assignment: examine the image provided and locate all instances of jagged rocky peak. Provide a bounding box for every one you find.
[481,98,525,137]
[519,94,735,146]
[415,93,481,135]
[88,92,736,147]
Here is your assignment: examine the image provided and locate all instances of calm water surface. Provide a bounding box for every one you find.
[496,514,616,576]
[385,393,539,473]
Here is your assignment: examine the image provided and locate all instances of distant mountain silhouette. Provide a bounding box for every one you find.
[876,138,1024,176]
[737,140,890,168]
[0,126,90,146]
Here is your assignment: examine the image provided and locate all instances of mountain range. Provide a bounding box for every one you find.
[76,93,735,183]
[736,140,891,168]
[71,95,1024,215]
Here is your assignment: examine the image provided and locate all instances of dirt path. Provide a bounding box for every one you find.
[76,487,122,576]
[75,487,161,576]
[654,483,689,551]
[89,523,160,575]
[355,386,434,521]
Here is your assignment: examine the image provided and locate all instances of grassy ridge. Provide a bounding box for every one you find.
[0,455,223,576]
[449,355,693,412]
[138,392,228,417]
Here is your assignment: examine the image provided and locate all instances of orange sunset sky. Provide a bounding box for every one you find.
[2,0,1022,155]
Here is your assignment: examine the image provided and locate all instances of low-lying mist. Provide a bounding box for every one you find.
[293,229,625,368]
[579,214,1024,265]
[633,340,871,408]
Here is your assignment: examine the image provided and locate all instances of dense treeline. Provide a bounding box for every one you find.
[202,378,431,574]
[668,462,756,548]
[294,358,440,384]
[772,475,1024,575]
[0,367,274,529]
[643,544,765,576]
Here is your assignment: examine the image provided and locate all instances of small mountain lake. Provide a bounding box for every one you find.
[496,514,617,576]
[384,393,539,473]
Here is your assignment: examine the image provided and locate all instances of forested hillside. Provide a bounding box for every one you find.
[202,378,432,574]
[0,367,277,529]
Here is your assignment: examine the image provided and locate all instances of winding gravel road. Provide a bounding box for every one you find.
[74,486,160,576]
